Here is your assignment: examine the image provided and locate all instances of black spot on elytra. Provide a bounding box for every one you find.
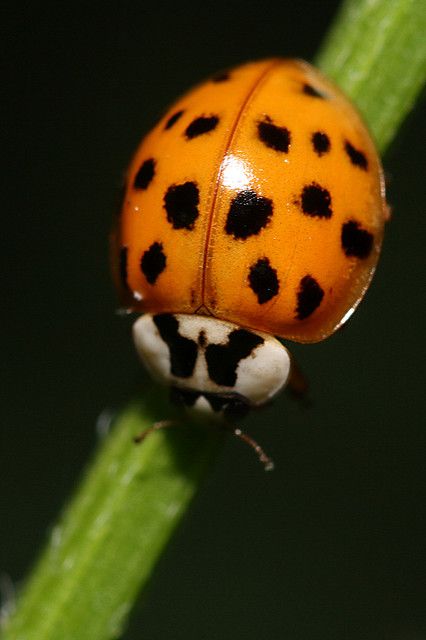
[341,220,374,258]
[165,110,184,130]
[211,70,230,82]
[225,190,273,239]
[164,182,199,230]
[119,246,128,289]
[133,158,156,190]
[153,314,198,378]
[296,275,324,320]
[300,182,332,218]
[302,83,326,98]
[257,117,291,152]
[312,131,330,156]
[248,258,279,304]
[205,330,264,387]
[198,330,207,347]
[185,115,219,139]
[140,242,166,284]
[344,140,368,170]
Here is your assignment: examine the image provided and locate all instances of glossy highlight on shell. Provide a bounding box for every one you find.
[113,58,387,344]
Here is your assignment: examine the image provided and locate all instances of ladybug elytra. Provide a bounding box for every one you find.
[113,58,387,423]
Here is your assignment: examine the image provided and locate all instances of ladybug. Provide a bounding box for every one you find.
[112,58,387,435]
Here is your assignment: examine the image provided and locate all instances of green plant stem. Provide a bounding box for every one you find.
[316,0,426,153]
[3,1,426,639]
[3,389,224,640]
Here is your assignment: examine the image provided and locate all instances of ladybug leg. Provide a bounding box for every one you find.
[133,415,274,470]
[133,420,176,444]
[223,425,274,471]
[286,358,312,407]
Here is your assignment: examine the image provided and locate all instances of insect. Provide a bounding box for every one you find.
[112,59,387,467]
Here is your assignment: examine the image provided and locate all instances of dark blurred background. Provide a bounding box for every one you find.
[2,2,425,639]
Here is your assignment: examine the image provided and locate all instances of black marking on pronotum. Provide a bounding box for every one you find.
[185,115,219,139]
[311,131,330,156]
[257,116,291,152]
[164,181,200,230]
[341,220,374,258]
[248,258,279,304]
[296,275,324,320]
[300,182,332,218]
[225,190,273,239]
[153,314,198,378]
[164,110,184,130]
[302,83,327,99]
[205,329,264,387]
[140,242,166,284]
[344,140,368,170]
[134,158,156,190]
[119,246,128,289]
[198,330,207,348]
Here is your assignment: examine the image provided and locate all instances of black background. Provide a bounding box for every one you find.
[2,2,426,639]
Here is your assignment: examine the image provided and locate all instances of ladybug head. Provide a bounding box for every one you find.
[132,313,291,419]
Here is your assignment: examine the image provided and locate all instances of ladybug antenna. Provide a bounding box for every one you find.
[133,419,274,471]
[226,425,274,471]
[133,420,176,444]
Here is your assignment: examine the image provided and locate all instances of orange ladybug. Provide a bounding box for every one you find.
[112,58,387,423]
